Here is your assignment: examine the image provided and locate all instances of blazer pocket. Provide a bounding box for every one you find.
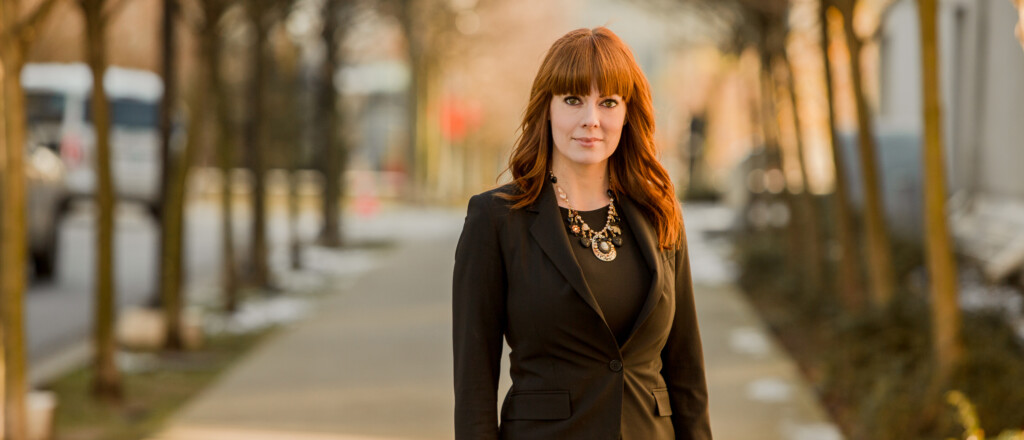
[652,388,673,417]
[505,390,572,420]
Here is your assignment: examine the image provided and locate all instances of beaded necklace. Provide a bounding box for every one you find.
[549,172,623,262]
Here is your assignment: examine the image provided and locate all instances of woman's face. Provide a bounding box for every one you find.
[549,85,627,169]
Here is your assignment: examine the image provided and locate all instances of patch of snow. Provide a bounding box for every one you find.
[782,421,844,440]
[958,268,1023,316]
[746,377,792,403]
[205,296,312,335]
[729,327,771,357]
[683,203,739,284]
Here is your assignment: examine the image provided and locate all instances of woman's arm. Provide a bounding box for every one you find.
[453,194,507,440]
[661,222,713,440]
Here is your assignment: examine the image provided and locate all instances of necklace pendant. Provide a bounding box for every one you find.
[591,237,617,262]
[580,236,591,247]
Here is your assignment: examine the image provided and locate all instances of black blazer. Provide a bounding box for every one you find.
[453,182,712,440]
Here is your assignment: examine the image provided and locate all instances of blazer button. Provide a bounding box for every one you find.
[608,359,623,372]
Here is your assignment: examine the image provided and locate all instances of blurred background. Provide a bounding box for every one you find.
[1,0,1024,439]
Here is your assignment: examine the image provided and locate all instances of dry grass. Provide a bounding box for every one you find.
[45,329,275,440]
[735,218,1024,440]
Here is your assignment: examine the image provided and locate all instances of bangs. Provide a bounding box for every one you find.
[542,30,636,101]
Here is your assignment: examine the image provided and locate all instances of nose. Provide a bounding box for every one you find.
[581,102,600,128]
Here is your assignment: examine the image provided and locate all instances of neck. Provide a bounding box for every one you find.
[551,159,610,211]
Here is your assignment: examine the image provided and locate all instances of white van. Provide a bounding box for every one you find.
[22,62,164,216]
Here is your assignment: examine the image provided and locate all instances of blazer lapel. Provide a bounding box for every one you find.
[618,195,666,344]
[528,181,607,323]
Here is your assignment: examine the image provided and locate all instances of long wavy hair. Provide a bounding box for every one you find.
[500,27,683,249]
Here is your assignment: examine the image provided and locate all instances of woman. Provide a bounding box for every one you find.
[453,27,711,440]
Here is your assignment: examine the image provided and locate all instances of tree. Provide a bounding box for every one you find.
[917,0,963,390]
[0,0,61,434]
[388,0,472,199]
[199,0,238,312]
[243,0,281,291]
[317,0,347,247]
[832,0,896,308]
[777,53,825,297]
[157,0,186,349]
[78,0,123,402]
[820,0,865,311]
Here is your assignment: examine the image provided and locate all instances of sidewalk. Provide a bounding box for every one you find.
[150,203,842,440]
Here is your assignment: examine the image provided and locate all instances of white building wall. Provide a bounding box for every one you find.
[975,0,1024,197]
[879,0,1024,198]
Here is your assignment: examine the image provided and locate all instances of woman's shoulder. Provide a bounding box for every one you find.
[468,183,521,209]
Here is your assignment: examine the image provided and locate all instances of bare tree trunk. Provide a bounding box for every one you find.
[820,0,865,312]
[0,6,30,434]
[157,0,175,218]
[837,0,896,307]
[81,0,123,402]
[203,0,237,312]
[161,33,211,351]
[318,0,342,247]
[0,84,7,440]
[1,0,62,430]
[157,0,185,350]
[756,49,798,276]
[779,54,825,296]
[917,0,963,388]
[245,1,271,290]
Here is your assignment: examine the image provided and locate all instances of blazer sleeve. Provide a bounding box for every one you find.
[453,194,507,440]
[661,221,713,440]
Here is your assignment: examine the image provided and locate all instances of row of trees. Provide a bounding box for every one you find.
[679,0,969,412]
[0,0,500,435]
[0,0,372,437]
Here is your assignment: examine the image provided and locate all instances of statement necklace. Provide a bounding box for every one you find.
[549,172,623,262]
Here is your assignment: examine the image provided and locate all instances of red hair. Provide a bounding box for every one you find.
[500,27,683,249]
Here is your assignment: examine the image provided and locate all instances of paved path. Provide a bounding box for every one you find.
[151,204,843,440]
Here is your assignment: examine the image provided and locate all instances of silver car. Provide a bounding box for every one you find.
[23,88,70,279]
[22,63,163,217]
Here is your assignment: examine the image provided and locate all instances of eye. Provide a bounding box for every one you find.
[563,96,582,105]
[601,99,620,108]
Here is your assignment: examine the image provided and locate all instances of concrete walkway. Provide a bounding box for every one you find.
[150,204,842,440]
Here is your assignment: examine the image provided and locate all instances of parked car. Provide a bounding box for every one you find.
[22,78,72,280]
[22,62,164,217]
[23,144,68,279]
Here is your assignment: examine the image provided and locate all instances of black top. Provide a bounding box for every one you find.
[560,204,651,346]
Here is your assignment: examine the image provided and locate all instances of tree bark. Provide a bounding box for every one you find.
[203,0,238,312]
[318,0,342,247]
[80,0,123,402]
[245,0,271,290]
[820,1,865,312]
[157,0,185,350]
[917,0,963,387]
[779,54,825,297]
[756,48,798,275]
[0,1,31,432]
[836,0,896,307]
[161,10,213,350]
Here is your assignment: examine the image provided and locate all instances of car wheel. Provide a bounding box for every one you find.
[32,205,65,281]
[148,201,162,220]
[31,239,57,280]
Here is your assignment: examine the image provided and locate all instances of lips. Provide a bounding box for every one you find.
[573,137,602,146]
